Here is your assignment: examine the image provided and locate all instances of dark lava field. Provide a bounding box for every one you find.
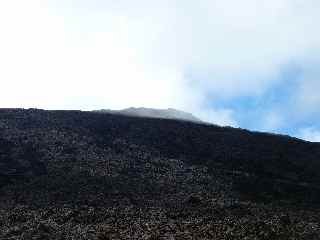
[1,108,320,239]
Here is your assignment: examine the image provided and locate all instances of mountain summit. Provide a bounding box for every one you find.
[96,107,203,123]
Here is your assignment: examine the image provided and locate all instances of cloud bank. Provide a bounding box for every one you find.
[0,0,319,136]
[298,128,320,143]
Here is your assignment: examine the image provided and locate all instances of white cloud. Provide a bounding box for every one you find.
[0,0,319,127]
[196,108,238,127]
[297,127,320,142]
[295,59,320,116]
[261,111,284,132]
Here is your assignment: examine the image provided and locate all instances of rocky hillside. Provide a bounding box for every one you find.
[1,108,320,239]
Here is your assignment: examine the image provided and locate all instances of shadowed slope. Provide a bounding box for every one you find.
[1,108,320,239]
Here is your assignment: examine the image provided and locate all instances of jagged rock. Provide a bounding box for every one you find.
[279,214,291,226]
[184,194,203,206]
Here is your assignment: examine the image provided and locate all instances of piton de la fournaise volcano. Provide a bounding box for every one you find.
[1,108,320,239]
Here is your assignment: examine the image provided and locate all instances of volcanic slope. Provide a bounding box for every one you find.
[1,108,320,239]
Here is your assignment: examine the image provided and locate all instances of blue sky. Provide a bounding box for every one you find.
[0,0,319,141]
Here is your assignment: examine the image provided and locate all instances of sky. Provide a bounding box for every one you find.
[0,0,320,142]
